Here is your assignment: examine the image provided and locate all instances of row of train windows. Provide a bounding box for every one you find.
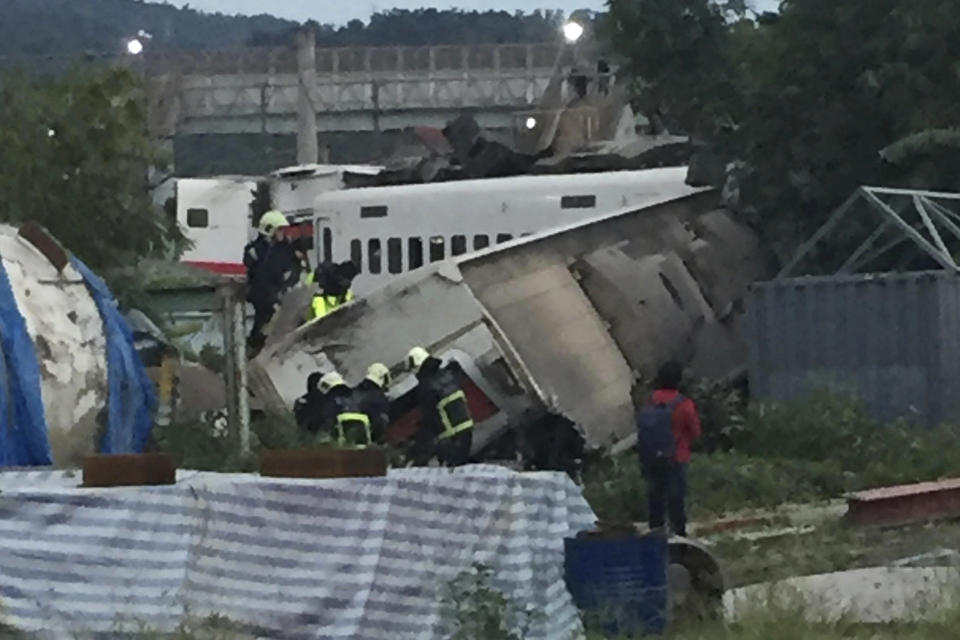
[350,234,517,275]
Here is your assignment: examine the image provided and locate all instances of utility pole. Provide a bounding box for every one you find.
[296,27,319,166]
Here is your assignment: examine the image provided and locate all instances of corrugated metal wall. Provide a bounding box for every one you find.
[746,272,960,425]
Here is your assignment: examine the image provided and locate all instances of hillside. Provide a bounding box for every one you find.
[0,1,562,58]
[0,0,295,56]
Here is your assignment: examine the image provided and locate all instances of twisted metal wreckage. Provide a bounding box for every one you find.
[249,187,765,468]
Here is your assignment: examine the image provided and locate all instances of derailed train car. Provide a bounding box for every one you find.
[248,189,765,466]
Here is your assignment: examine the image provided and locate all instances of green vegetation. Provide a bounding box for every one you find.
[714,519,960,589]
[583,390,960,524]
[442,564,540,640]
[0,67,184,270]
[667,601,960,640]
[605,0,960,266]
[0,1,563,58]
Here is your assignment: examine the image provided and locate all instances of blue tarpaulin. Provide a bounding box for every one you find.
[0,259,52,466]
[71,257,157,454]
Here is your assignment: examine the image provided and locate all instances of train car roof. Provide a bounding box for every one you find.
[315,166,692,204]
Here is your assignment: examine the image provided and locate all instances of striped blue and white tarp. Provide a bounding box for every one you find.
[0,465,596,638]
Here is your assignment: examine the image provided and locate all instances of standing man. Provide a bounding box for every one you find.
[406,347,474,467]
[636,361,701,537]
[354,363,392,444]
[244,210,300,351]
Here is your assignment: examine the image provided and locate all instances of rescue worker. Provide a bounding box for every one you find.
[354,363,392,443]
[243,212,275,289]
[310,261,359,320]
[317,371,372,449]
[294,372,325,433]
[407,347,475,467]
[245,210,301,351]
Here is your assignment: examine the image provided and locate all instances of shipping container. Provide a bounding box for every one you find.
[746,271,960,425]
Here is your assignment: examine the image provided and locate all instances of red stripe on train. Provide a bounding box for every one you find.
[183,261,247,275]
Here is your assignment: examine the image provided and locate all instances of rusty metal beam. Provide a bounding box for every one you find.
[846,478,960,527]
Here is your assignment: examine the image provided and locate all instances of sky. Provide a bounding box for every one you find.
[166,1,780,25]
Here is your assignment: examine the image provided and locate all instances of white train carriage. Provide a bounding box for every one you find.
[312,166,697,295]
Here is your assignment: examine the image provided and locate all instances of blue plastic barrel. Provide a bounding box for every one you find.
[564,533,668,637]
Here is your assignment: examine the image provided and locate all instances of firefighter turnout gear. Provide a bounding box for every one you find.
[257,210,290,236]
[311,290,354,320]
[411,352,475,466]
[436,389,474,439]
[406,346,430,373]
[316,372,373,449]
[318,371,345,394]
[355,363,391,442]
[366,362,391,389]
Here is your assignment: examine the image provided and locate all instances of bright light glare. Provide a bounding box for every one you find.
[525,117,538,130]
[126,39,144,55]
[563,21,585,43]
[47,129,56,138]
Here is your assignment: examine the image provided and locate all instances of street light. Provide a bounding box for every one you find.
[125,30,152,56]
[562,21,585,44]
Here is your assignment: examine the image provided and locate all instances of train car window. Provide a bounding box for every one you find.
[560,195,597,209]
[408,237,424,269]
[474,235,490,250]
[360,205,388,218]
[350,239,362,272]
[186,208,209,228]
[322,228,332,263]
[387,237,402,274]
[368,239,382,274]
[451,235,467,256]
[430,236,445,262]
[496,233,513,244]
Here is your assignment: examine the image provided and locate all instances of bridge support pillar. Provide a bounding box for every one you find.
[295,28,318,166]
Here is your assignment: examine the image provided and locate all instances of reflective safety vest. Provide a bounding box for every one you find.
[311,290,355,320]
[335,411,372,449]
[436,389,474,440]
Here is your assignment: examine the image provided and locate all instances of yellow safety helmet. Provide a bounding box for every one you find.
[366,362,392,389]
[257,210,290,236]
[406,347,430,373]
[318,371,345,394]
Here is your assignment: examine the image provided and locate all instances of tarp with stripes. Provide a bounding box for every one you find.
[0,465,595,638]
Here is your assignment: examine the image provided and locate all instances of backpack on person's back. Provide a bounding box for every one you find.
[636,396,685,461]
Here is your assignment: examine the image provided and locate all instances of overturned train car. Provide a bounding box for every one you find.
[249,190,765,465]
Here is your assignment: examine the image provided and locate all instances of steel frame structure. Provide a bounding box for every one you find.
[778,186,960,278]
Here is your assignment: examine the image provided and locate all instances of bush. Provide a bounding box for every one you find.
[581,389,960,524]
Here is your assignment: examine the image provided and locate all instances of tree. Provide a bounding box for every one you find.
[0,66,184,269]
[606,0,960,264]
[602,0,740,136]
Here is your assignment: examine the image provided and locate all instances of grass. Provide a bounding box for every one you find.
[668,602,960,640]
[582,389,960,524]
[712,519,960,588]
[581,389,960,638]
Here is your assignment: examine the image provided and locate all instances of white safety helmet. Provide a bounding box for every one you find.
[318,371,345,394]
[366,362,392,389]
[257,210,290,236]
[406,347,430,373]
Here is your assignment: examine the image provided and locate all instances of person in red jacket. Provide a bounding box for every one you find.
[644,361,701,537]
